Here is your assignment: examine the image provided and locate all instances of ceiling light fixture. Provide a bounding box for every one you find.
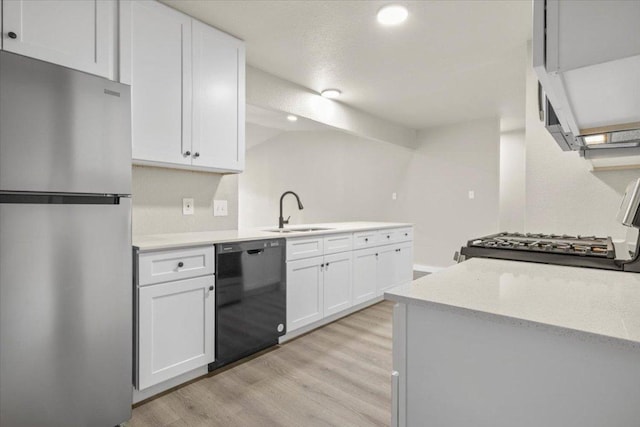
[320,89,341,99]
[377,4,408,26]
[286,114,298,122]
[584,134,606,145]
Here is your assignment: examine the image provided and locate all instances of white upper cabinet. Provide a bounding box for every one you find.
[2,0,119,80]
[129,1,245,173]
[130,0,191,166]
[192,20,245,172]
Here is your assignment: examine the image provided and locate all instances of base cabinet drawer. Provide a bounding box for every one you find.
[138,245,214,286]
[286,237,324,261]
[323,233,353,255]
[137,275,215,390]
[353,230,378,249]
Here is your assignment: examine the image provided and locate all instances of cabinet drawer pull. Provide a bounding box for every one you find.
[7,32,17,39]
[184,150,191,156]
[387,235,390,239]
[193,152,200,158]
[209,286,214,291]
[365,238,369,242]
[178,261,184,268]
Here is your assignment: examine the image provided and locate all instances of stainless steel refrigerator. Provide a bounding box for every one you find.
[0,52,132,426]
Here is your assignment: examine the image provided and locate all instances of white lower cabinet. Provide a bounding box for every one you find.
[352,247,379,305]
[287,252,354,332]
[287,257,324,331]
[286,227,413,335]
[137,275,215,390]
[395,243,414,286]
[377,245,397,295]
[323,252,353,316]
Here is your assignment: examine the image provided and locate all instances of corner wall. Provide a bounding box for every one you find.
[397,118,501,269]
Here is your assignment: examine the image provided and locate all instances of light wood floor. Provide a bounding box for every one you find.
[130,301,394,427]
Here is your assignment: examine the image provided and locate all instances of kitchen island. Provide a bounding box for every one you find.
[385,258,640,427]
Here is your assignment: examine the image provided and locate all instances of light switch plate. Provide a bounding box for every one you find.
[468,190,475,200]
[214,199,228,217]
[183,198,194,215]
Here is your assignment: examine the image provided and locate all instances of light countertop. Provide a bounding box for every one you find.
[133,221,412,251]
[385,258,640,347]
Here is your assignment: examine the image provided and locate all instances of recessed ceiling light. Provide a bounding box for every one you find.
[584,134,606,145]
[320,89,341,99]
[377,4,408,26]
[286,114,298,122]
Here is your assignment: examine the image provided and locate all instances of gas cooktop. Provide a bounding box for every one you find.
[458,232,626,271]
[467,232,615,259]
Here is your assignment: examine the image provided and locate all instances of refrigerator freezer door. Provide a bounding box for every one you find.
[0,198,132,427]
[0,51,131,195]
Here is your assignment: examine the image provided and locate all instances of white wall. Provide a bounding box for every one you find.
[132,165,238,235]
[240,119,500,269]
[524,49,640,240]
[238,129,414,229]
[500,130,526,232]
[397,119,501,269]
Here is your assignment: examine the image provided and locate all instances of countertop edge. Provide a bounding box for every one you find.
[384,291,640,350]
[133,222,414,252]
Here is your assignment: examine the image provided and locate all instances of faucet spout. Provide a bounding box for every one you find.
[279,191,304,228]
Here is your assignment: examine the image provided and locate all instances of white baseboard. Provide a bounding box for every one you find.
[413,264,445,274]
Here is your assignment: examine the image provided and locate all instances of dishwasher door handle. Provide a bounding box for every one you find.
[247,249,264,255]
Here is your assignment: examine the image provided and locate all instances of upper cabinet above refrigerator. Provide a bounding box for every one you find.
[533,0,640,158]
[1,0,127,82]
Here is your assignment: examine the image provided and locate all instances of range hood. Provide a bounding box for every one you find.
[533,0,640,160]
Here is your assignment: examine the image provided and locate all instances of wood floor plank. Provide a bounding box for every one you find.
[129,301,394,427]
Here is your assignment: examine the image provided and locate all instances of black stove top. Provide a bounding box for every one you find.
[459,232,628,271]
[467,232,615,259]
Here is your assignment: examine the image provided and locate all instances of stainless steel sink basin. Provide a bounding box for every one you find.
[263,227,335,233]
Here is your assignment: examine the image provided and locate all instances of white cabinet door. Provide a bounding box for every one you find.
[377,245,397,295]
[352,247,378,305]
[191,20,245,172]
[138,275,214,390]
[131,0,191,166]
[323,252,352,316]
[394,243,413,286]
[287,257,323,331]
[2,0,116,79]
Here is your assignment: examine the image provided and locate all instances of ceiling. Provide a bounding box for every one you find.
[163,0,532,131]
[245,104,333,149]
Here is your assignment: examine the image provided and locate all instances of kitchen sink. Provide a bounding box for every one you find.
[263,227,335,233]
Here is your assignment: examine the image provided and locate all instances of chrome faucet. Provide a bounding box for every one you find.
[279,191,304,228]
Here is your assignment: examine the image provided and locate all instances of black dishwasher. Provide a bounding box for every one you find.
[209,239,286,370]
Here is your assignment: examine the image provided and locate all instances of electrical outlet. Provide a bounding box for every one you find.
[213,199,228,217]
[183,198,194,215]
[468,190,475,200]
[392,192,397,200]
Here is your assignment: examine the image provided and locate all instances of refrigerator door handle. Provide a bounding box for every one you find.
[0,193,126,205]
